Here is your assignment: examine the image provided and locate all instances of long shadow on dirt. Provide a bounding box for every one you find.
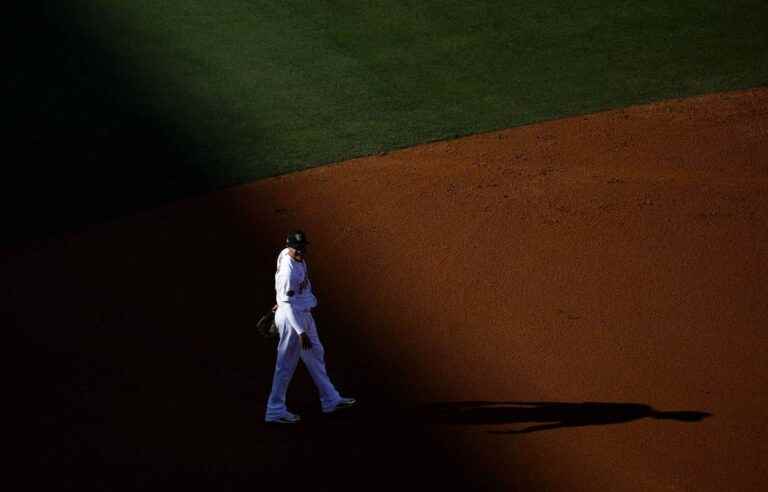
[423,401,711,434]
[312,400,711,435]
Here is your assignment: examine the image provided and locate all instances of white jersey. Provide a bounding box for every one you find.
[275,248,318,311]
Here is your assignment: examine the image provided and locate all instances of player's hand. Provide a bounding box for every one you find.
[300,333,312,350]
[272,304,278,313]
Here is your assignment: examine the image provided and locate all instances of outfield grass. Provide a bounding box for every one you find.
[6,0,768,242]
[91,0,768,178]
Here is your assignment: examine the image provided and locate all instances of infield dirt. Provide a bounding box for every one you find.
[8,88,768,490]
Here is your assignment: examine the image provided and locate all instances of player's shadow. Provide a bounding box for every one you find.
[414,401,711,434]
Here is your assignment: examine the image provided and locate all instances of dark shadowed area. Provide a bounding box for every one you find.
[6,3,508,490]
[5,2,227,246]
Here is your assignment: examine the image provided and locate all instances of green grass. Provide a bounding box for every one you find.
[6,0,768,242]
[93,0,767,180]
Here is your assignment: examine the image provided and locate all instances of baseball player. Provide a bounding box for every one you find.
[265,230,356,424]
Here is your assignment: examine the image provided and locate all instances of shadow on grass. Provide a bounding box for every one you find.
[5,2,232,247]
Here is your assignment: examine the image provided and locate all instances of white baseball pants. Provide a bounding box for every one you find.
[265,307,342,418]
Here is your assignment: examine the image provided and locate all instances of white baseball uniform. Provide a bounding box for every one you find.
[265,248,343,419]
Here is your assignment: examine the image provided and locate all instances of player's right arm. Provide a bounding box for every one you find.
[276,256,300,301]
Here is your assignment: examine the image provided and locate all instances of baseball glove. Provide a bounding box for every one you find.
[256,310,278,339]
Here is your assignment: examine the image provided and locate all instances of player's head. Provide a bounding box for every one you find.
[286,230,310,255]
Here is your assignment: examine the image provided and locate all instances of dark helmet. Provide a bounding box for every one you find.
[286,230,310,250]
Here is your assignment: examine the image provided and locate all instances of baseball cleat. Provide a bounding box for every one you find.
[322,397,357,414]
[265,411,301,424]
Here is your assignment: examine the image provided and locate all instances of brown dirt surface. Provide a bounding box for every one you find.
[7,88,768,490]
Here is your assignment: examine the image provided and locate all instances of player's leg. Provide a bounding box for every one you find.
[265,311,302,421]
[299,313,353,412]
